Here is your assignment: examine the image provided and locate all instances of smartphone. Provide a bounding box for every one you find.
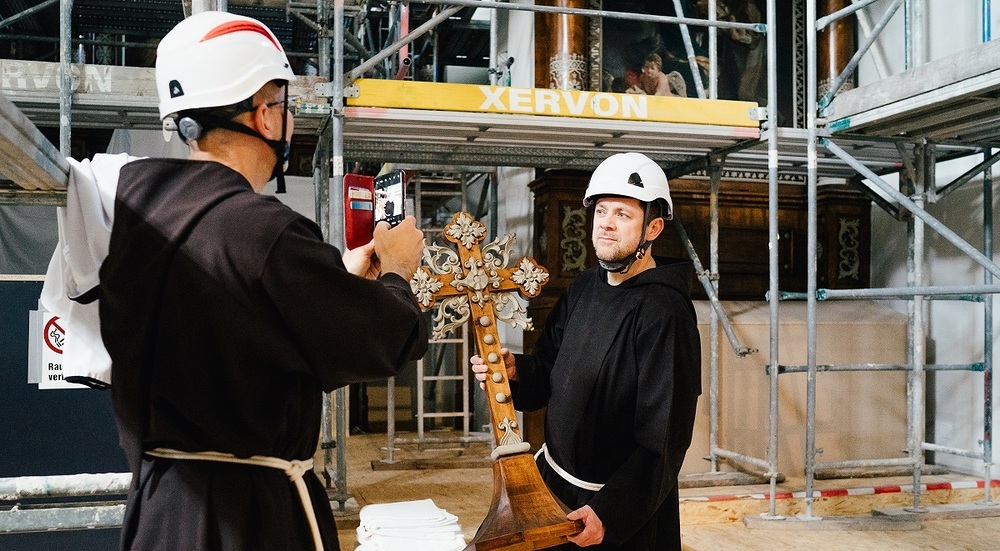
[374,170,406,228]
[344,173,375,250]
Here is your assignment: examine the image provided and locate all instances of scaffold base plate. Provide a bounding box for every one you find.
[743,514,921,531]
[874,502,1000,521]
[680,471,782,489]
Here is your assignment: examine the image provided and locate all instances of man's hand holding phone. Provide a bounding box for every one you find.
[374,216,424,281]
[343,240,380,280]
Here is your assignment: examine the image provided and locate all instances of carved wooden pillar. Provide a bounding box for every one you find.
[816,185,871,290]
[534,0,588,90]
[818,0,856,97]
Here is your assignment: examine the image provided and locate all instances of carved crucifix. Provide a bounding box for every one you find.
[410,212,582,550]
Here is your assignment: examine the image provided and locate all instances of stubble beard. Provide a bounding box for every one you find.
[594,234,640,264]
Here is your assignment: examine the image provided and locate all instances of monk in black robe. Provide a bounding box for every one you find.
[100,12,428,551]
[474,152,701,550]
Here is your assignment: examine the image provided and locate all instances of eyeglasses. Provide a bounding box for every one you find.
[263,95,300,114]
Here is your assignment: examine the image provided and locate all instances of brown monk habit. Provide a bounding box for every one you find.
[100,158,428,551]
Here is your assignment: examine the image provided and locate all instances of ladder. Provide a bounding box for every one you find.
[382,170,496,462]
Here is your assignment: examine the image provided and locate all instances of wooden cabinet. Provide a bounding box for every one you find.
[528,170,871,303]
[663,178,871,300]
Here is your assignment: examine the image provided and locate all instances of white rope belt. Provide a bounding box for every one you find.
[534,443,605,492]
[146,448,323,551]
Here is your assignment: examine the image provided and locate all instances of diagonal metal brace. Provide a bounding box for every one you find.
[823,137,1000,280]
[672,217,756,357]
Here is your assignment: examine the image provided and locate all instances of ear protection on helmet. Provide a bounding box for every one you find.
[177,117,204,144]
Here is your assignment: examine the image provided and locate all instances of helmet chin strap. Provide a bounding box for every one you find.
[598,242,650,274]
[598,201,657,275]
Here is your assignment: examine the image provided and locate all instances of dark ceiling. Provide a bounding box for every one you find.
[0,0,489,73]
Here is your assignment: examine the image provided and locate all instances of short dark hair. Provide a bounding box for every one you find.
[191,79,289,120]
[645,199,665,220]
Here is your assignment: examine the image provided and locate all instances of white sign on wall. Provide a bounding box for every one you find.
[28,308,86,390]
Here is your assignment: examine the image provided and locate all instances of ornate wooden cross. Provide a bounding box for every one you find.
[410,212,582,551]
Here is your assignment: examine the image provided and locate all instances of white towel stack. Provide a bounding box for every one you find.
[355,498,466,551]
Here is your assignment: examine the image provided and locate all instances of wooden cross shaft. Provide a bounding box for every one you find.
[410,212,583,550]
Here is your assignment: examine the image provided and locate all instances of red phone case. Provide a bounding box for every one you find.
[344,173,375,250]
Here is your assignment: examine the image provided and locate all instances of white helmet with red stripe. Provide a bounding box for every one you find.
[155,11,295,119]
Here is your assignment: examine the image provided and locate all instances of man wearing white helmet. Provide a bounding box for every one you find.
[473,152,702,550]
[99,11,428,551]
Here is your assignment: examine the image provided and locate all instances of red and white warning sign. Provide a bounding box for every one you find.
[44,316,65,354]
[37,311,79,390]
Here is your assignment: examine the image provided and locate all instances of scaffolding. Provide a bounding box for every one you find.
[785,0,999,521]
[1,0,999,538]
[276,0,1000,526]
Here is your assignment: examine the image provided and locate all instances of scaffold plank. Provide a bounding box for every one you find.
[343,105,758,170]
[0,60,327,131]
[346,79,760,127]
[0,504,124,534]
[874,502,1000,521]
[0,91,68,191]
[828,39,1000,144]
[743,514,921,531]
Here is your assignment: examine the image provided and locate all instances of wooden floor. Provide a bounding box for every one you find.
[330,432,1000,550]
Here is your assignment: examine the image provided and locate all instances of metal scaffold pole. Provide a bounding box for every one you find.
[763,0,781,520]
[708,0,717,99]
[310,0,340,506]
[981,150,995,505]
[58,0,72,156]
[671,0,707,98]
[331,0,351,511]
[905,142,928,512]
[803,0,819,521]
[708,158,722,474]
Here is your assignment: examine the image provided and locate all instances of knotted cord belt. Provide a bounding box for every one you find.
[146,448,323,551]
[534,443,605,492]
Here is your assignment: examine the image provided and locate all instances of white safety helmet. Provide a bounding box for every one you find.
[583,152,673,220]
[155,11,295,119]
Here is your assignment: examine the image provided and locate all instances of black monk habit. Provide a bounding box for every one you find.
[511,257,702,550]
[100,158,428,551]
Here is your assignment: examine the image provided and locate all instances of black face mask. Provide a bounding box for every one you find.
[271,89,291,193]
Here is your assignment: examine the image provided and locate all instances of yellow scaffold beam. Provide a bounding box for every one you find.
[346,79,760,128]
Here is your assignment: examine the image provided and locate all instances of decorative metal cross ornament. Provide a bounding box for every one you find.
[411,211,549,457]
[410,212,581,550]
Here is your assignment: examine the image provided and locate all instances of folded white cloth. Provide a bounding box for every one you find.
[40,152,140,388]
[359,498,459,531]
[356,499,465,551]
[360,533,466,551]
[357,525,462,541]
